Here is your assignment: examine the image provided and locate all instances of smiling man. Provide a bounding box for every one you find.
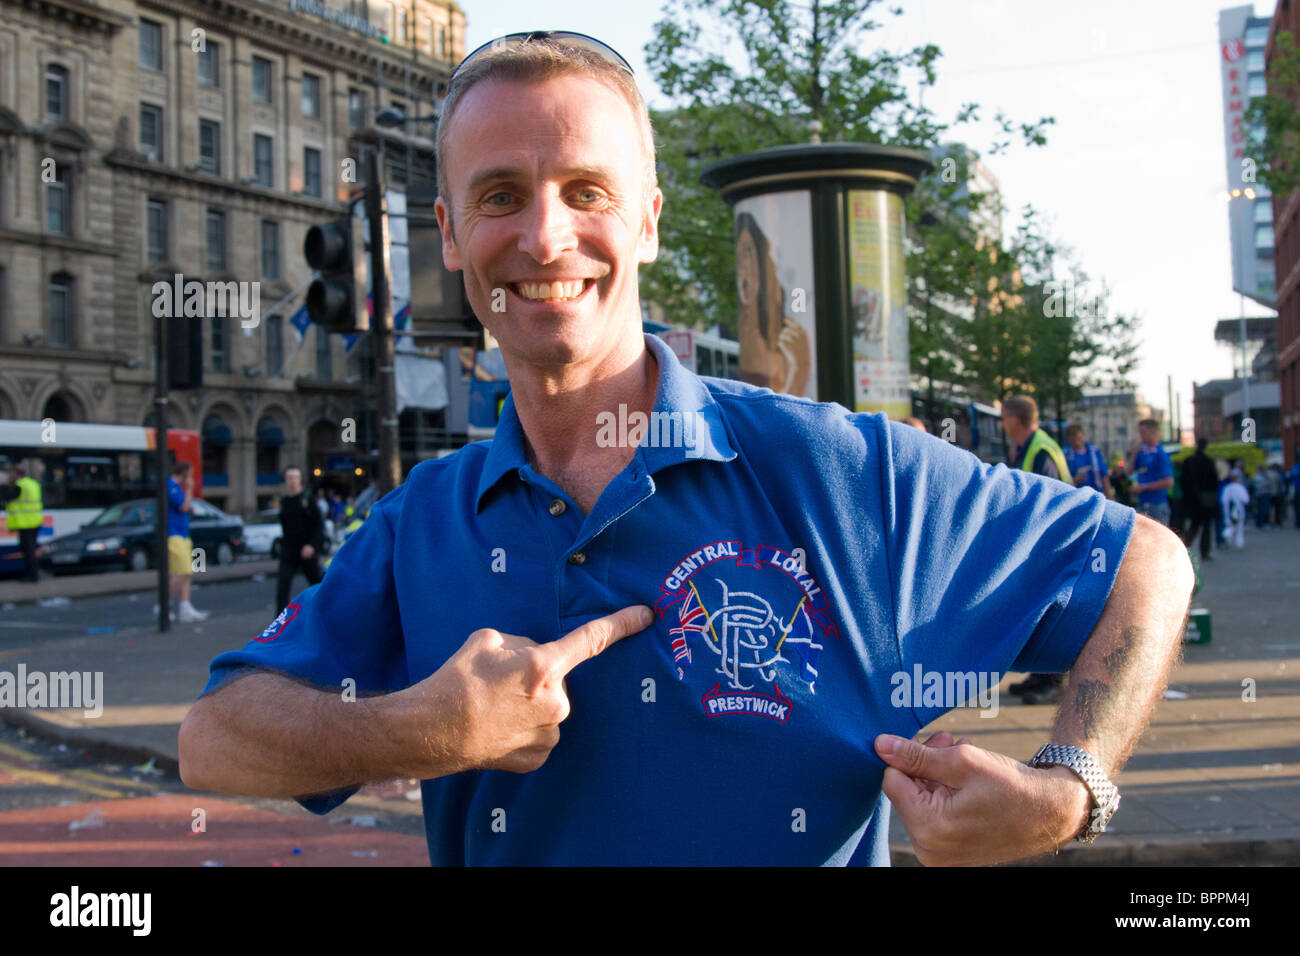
[179,32,1194,866]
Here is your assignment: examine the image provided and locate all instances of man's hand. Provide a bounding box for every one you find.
[875,730,1090,866]
[399,605,653,776]
[300,544,314,559]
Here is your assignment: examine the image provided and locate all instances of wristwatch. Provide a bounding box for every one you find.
[1028,743,1121,845]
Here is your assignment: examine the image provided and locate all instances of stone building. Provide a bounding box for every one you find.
[0,0,464,515]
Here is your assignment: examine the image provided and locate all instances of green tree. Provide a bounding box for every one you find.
[644,0,1051,335]
[1245,30,1300,197]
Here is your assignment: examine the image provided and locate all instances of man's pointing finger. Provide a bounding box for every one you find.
[548,605,654,674]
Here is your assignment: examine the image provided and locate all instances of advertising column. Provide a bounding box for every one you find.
[702,143,931,412]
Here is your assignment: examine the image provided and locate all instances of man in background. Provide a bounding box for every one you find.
[1,463,43,582]
[1002,396,1069,481]
[276,466,325,613]
[1064,423,1112,498]
[1180,438,1219,562]
[1221,473,1251,550]
[168,462,208,622]
[1128,419,1173,527]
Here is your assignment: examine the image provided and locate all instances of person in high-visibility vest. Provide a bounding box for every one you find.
[1001,395,1072,705]
[1002,395,1070,482]
[2,464,44,582]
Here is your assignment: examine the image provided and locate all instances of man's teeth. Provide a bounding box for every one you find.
[515,280,586,302]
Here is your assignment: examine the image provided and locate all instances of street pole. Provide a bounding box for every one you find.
[1239,293,1250,436]
[153,311,169,633]
[1167,375,1175,444]
[367,151,400,494]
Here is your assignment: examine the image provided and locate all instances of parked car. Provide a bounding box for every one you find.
[41,498,244,574]
[242,509,284,559]
[243,508,334,560]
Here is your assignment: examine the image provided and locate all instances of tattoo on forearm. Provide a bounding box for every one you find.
[1101,626,1138,679]
[1072,679,1109,738]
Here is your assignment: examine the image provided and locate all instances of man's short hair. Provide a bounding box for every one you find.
[435,37,657,236]
[1196,437,1208,452]
[283,466,302,480]
[171,461,190,477]
[1065,423,1084,440]
[1002,395,1038,428]
[1138,418,1159,431]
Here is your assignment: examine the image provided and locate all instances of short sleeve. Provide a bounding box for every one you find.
[200,485,410,814]
[168,480,184,508]
[871,418,1135,729]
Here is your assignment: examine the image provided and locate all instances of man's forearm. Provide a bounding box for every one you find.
[178,671,440,798]
[1054,516,1193,776]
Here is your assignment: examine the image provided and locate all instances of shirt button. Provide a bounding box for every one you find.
[548,498,566,517]
[568,550,586,565]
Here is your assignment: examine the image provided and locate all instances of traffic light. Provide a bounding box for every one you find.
[405,184,482,345]
[305,216,369,333]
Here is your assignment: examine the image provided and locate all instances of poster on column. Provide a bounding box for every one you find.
[732,192,817,400]
[848,189,910,419]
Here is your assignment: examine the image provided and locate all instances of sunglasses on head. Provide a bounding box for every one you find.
[450,31,634,84]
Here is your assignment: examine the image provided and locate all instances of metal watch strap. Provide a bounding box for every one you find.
[1028,743,1121,845]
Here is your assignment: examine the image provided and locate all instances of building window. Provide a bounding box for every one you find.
[147,198,168,263]
[199,119,221,175]
[211,315,228,373]
[1247,50,1265,72]
[45,65,68,122]
[49,274,73,347]
[252,56,273,104]
[198,41,220,87]
[1256,223,1275,250]
[139,19,162,71]
[398,9,407,42]
[1245,23,1270,46]
[303,147,322,198]
[316,325,331,380]
[349,88,366,130]
[439,24,447,57]
[206,209,226,273]
[391,98,405,118]
[253,133,273,187]
[261,219,279,278]
[265,314,283,376]
[301,72,321,119]
[140,103,163,162]
[1248,73,1267,97]
[46,167,69,235]
[1255,201,1273,223]
[424,19,433,53]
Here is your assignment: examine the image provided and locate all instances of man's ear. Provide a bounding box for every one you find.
[637,187,664,265]
[434,196,463,272]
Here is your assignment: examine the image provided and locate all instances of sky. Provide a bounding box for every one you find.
[462,0,1272,426]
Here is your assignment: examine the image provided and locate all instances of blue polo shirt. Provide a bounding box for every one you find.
[202,333,1134,866]
[1132,443,1173,507]
[1065,442,1109,493]
[167,477,189,538]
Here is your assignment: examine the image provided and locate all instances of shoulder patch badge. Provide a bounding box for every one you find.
[654,541,838,722]
[255,602,299,643]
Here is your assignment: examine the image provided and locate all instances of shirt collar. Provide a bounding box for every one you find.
[475,332,736,510]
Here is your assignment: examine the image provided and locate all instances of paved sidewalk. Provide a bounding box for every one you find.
[1,523,1297,865]
[0,560,278,608]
